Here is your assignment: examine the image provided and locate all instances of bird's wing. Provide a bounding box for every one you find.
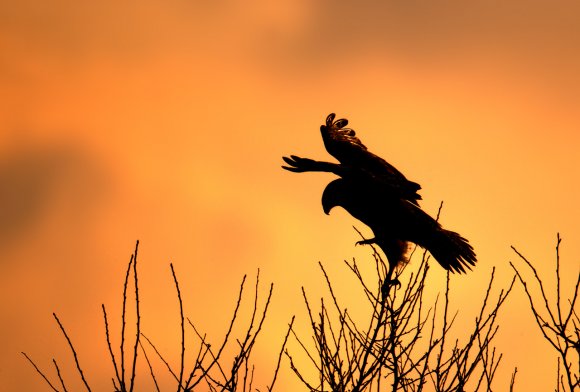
[320,113,369,155]
[281,155,344,175]
[320,113,422,203]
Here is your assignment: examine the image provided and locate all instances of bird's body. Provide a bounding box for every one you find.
[322,178,476,273]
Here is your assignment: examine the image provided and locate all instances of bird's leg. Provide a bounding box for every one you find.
[381,278,401,299]
[382,266,401,298]
[386,262,403,290]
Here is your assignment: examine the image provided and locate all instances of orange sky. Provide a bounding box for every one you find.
[1,0,579,390]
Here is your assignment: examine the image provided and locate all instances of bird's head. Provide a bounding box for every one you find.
[321,179,346,215]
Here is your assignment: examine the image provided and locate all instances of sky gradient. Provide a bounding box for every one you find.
[1,1,579,390]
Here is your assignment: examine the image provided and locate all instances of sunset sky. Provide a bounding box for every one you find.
[1,0,579,390]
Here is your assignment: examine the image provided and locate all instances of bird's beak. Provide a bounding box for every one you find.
[321,194,336,215]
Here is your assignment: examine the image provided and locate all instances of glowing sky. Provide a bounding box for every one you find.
[1,0,579,390]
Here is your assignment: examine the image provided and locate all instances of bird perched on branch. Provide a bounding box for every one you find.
[282,113,476,274]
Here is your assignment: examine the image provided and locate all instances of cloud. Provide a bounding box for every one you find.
[245,0,580,79]
[0,140,109,254]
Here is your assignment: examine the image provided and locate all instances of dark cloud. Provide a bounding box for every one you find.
[3,0,578,78]
[252,0,580,78]
[0,140,109,253]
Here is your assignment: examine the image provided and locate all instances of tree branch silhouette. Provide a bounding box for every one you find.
[510,234,580,392]
[288,236,515,391]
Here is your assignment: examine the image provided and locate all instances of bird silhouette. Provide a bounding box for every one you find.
[283,113,476,274]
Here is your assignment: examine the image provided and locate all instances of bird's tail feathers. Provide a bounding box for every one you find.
[426,229,477,273]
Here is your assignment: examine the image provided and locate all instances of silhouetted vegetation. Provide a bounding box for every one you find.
[510,234,580,392]
[286,243,516,392]
[22,241,292,392]
[23,236,579,391]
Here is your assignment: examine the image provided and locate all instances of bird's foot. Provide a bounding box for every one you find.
[381,278,401,298]
[385,278,401,288]
[356,238,377,246]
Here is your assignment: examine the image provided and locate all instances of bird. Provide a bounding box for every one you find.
[282,112,477,274]
[283,113,421,205]
[321,178,476,273]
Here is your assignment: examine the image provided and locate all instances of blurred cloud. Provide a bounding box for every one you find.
[2,0,579,67]
[241,0,580,79]
[0,139,109,255]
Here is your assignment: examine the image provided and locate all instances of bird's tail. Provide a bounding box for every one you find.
[425,229,477,273]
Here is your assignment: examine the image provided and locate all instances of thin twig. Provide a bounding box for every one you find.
[52,313,91,391]
[102,304,122,387]
[170,263,186,392]
[21,352,60,392]
[53,359,68,392]
[139,340,160,392]
[120,253,134,390]
[129,240,141,392]
[140,333,179,382]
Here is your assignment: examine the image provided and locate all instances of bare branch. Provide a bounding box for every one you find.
[21,352,60,392]
[170,263,186,392]
[52,313,91,391]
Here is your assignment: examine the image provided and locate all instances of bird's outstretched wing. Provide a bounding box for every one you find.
[320,113,368,157]
[282,154,419,202]
[282,113,422,203]
[320,113,421,202]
